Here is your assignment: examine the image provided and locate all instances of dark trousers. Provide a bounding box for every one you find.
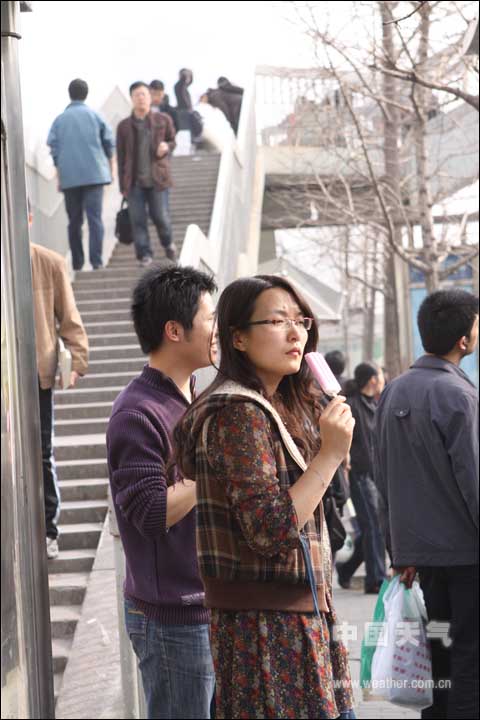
[178,109,193,135]
[127,185,173,260]
[63,184,104,270]
[419,565,479,720]
[38,384,60,539]
[336,472,386,589]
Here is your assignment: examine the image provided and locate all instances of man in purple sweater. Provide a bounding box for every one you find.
[107,263,217,719]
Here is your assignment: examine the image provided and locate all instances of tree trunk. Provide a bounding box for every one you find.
[425,265,440,294]
[362,235,376,361]
[381,2,403,377]
[384,246,402,378]
[414,3,440,293]
[342,226,352,376]
[363,295,376,362]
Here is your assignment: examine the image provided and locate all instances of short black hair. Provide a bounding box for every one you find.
[68,79,88,101]
[418,289,479,355]
[129,81,150,95]
[325,350,346,378]
[149,79,164,91]
[131,262,217,354]
[354,362,379,390]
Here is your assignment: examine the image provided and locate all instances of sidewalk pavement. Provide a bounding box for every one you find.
[56,525,421,719]
[55,522,125,719]
[333,573,421,720]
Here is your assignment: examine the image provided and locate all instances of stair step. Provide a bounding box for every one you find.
[82,323,134,336]
[86,334,139,347]
[79,311,133,323]
[74,278,136,289]
[58,478,109,501]
[87,358,144,371]
[56,459,108,480]
[79,309,134,319]
[55,387,124,404]
[59,499,109,524]
[171,164,219,172]
[74,288,136,300]
[47,549,97,574]
[56,444,106,462]
[52,637,73,674]
[49,572,89,605]
[172,171,219,178]
[55,402,114,420]
[171,152,220,160]
[50,605,81,639]
[169,206,216,216]
[89,345,142,359]
[76,269,142,281]
[169,200,216,210]
[55,418,109,436]
[57,522,103,550]
[76,371,136,387]
[77,298,131,308]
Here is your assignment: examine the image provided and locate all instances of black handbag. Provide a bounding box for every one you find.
[115,199,133,245]
[323,491,347,553]
[331,466,350,510]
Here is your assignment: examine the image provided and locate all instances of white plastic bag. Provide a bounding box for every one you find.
[371,575,433,709]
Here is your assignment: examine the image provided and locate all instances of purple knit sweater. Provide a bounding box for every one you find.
[106,365,210,624]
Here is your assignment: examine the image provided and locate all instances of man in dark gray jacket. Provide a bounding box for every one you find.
[375,289,478,720]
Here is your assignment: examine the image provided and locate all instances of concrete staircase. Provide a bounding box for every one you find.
[50,152,220,705]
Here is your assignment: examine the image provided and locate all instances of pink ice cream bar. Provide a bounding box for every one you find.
[305,352,342,396]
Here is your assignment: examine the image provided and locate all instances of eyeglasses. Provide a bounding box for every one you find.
[245,317,313,331]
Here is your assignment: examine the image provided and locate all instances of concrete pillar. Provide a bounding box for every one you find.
[258,229,276,264]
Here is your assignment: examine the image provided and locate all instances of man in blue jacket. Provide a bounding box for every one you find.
[47,78,114,271]
[375,289,479,720]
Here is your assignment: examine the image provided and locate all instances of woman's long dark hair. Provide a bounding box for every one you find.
[175,274,326,465]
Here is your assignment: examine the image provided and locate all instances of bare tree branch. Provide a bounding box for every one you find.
[439,247,479,279]
[323,45,431,273]
[371,65,479,110]
[382,1,429,26]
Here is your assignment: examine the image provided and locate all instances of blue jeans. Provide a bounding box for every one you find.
[124,599,215,719]
[127,185,173,260]
[63,184,104,269]
[337,472,386,590]
[38,383,60,539]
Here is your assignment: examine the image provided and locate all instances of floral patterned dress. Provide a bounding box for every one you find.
[204,401,355,719]
[211,605,354,719]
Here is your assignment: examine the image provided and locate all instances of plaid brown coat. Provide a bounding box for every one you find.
[180,381,333,612]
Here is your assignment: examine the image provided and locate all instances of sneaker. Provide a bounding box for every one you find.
[46,538,59,559]
[139,256,153,268]
[165,244,177,261]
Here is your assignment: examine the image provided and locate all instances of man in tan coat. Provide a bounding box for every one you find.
[31,241,88,558]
